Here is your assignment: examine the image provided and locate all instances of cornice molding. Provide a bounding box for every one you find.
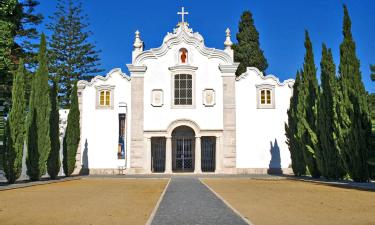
[77,68,130,89]
[236,67,295,87]
[219,63,240,74]
[168,64,198,72]
[126,64,147,73]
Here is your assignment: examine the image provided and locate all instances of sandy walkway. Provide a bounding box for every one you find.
[0,178,168,225]
[202,179,375,225]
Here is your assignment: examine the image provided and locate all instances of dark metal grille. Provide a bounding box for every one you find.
[151,137,166,173]
[174,74,192,105]
[172,137,194,172]
[201,136,216,172]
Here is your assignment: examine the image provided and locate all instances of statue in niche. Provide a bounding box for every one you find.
[180,48,187,63]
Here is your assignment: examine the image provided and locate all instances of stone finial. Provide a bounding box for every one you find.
[132,30,143,63]
[224,28,233,49]
[224,28,234,59]
[133,30,143,49]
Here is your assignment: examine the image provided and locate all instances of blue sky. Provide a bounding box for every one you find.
[36,0,374,92]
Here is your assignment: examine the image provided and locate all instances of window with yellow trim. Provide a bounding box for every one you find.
[260,89,272,105]
[99,90,111,106]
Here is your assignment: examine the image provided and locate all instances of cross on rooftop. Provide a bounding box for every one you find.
[178,7,189,23]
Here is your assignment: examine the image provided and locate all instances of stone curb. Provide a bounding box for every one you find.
[0,176,82,191]
[285,176,375,191]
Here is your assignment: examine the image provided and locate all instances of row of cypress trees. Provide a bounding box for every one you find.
[286,5,372,182]
[2,34,80,183]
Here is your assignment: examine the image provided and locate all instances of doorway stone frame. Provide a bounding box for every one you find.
[144,119,223,174]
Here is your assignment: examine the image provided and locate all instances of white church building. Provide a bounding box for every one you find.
[75,8,295,175]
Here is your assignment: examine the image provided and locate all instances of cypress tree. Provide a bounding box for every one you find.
[285,71,306,176]
[47,80,60,179]
[63,82,80,176]
[26,33,51,181]
[338,5,372,182]
[298,31,321,178]
[233,10,268,76]
[371,65,375,81]
[3,60,26,183]
[47,0,103,108]
[316,44,346,179]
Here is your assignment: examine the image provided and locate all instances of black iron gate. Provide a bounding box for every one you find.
[201,136,216,172]
[151,137,166,173]
[172,137,194,172]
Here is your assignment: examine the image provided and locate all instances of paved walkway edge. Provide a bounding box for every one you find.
[0,176,81,191]
[146,178,171,225]
[199,178,254,225]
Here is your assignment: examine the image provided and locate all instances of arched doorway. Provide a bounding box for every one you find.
[172,126,195,172]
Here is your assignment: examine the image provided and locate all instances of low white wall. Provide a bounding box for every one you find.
[235,68,294,170]
[79,69,131,170]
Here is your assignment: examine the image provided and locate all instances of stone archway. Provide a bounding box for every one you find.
[171,126,195,172]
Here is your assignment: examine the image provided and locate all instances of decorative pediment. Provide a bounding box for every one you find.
[236,67,295,87]
[133,23,233,65]
[77,68,130,89]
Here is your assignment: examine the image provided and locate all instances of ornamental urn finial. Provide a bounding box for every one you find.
[133,30,143,49]
[132,30,143,63]
[224,28,233,48]
[224,28,234,59]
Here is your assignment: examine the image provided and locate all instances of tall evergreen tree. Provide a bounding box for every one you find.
[298,31,321,178]
[26,34,51,181]
[285,71,306,176]
[47,0,103,108]
[3,59,26,183]
[0,0,43,114]
[47,80,60,179]
[338,5,372,182]
[233,10,268,76]
[371,65,375,81]
[63,82,80,176]
[316,44,346,179]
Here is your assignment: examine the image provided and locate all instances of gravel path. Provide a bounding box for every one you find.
[151,177,249,225]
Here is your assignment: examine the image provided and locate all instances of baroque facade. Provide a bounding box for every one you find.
[75,11,294,174]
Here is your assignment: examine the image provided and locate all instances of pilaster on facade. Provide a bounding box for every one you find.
[127,64,147,170]
[220,63,238,172]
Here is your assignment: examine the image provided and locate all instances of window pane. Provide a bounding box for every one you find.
[106,91,110,106]
[267,91,271,104]
[260,90,265,104]
[187,80,192,88]
[100,91,105,105]
[180,80,186,88]
[180,98,186,105]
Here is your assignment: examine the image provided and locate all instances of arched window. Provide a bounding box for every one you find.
[179,48,188,64]
[99,90,111,106]
[260,89,272,105]
[174,74,192,105]
[257,85,275,109]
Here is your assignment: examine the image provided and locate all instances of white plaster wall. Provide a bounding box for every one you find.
[143,44,224,132]
[235,68,294,169]
[79,70,132,169]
